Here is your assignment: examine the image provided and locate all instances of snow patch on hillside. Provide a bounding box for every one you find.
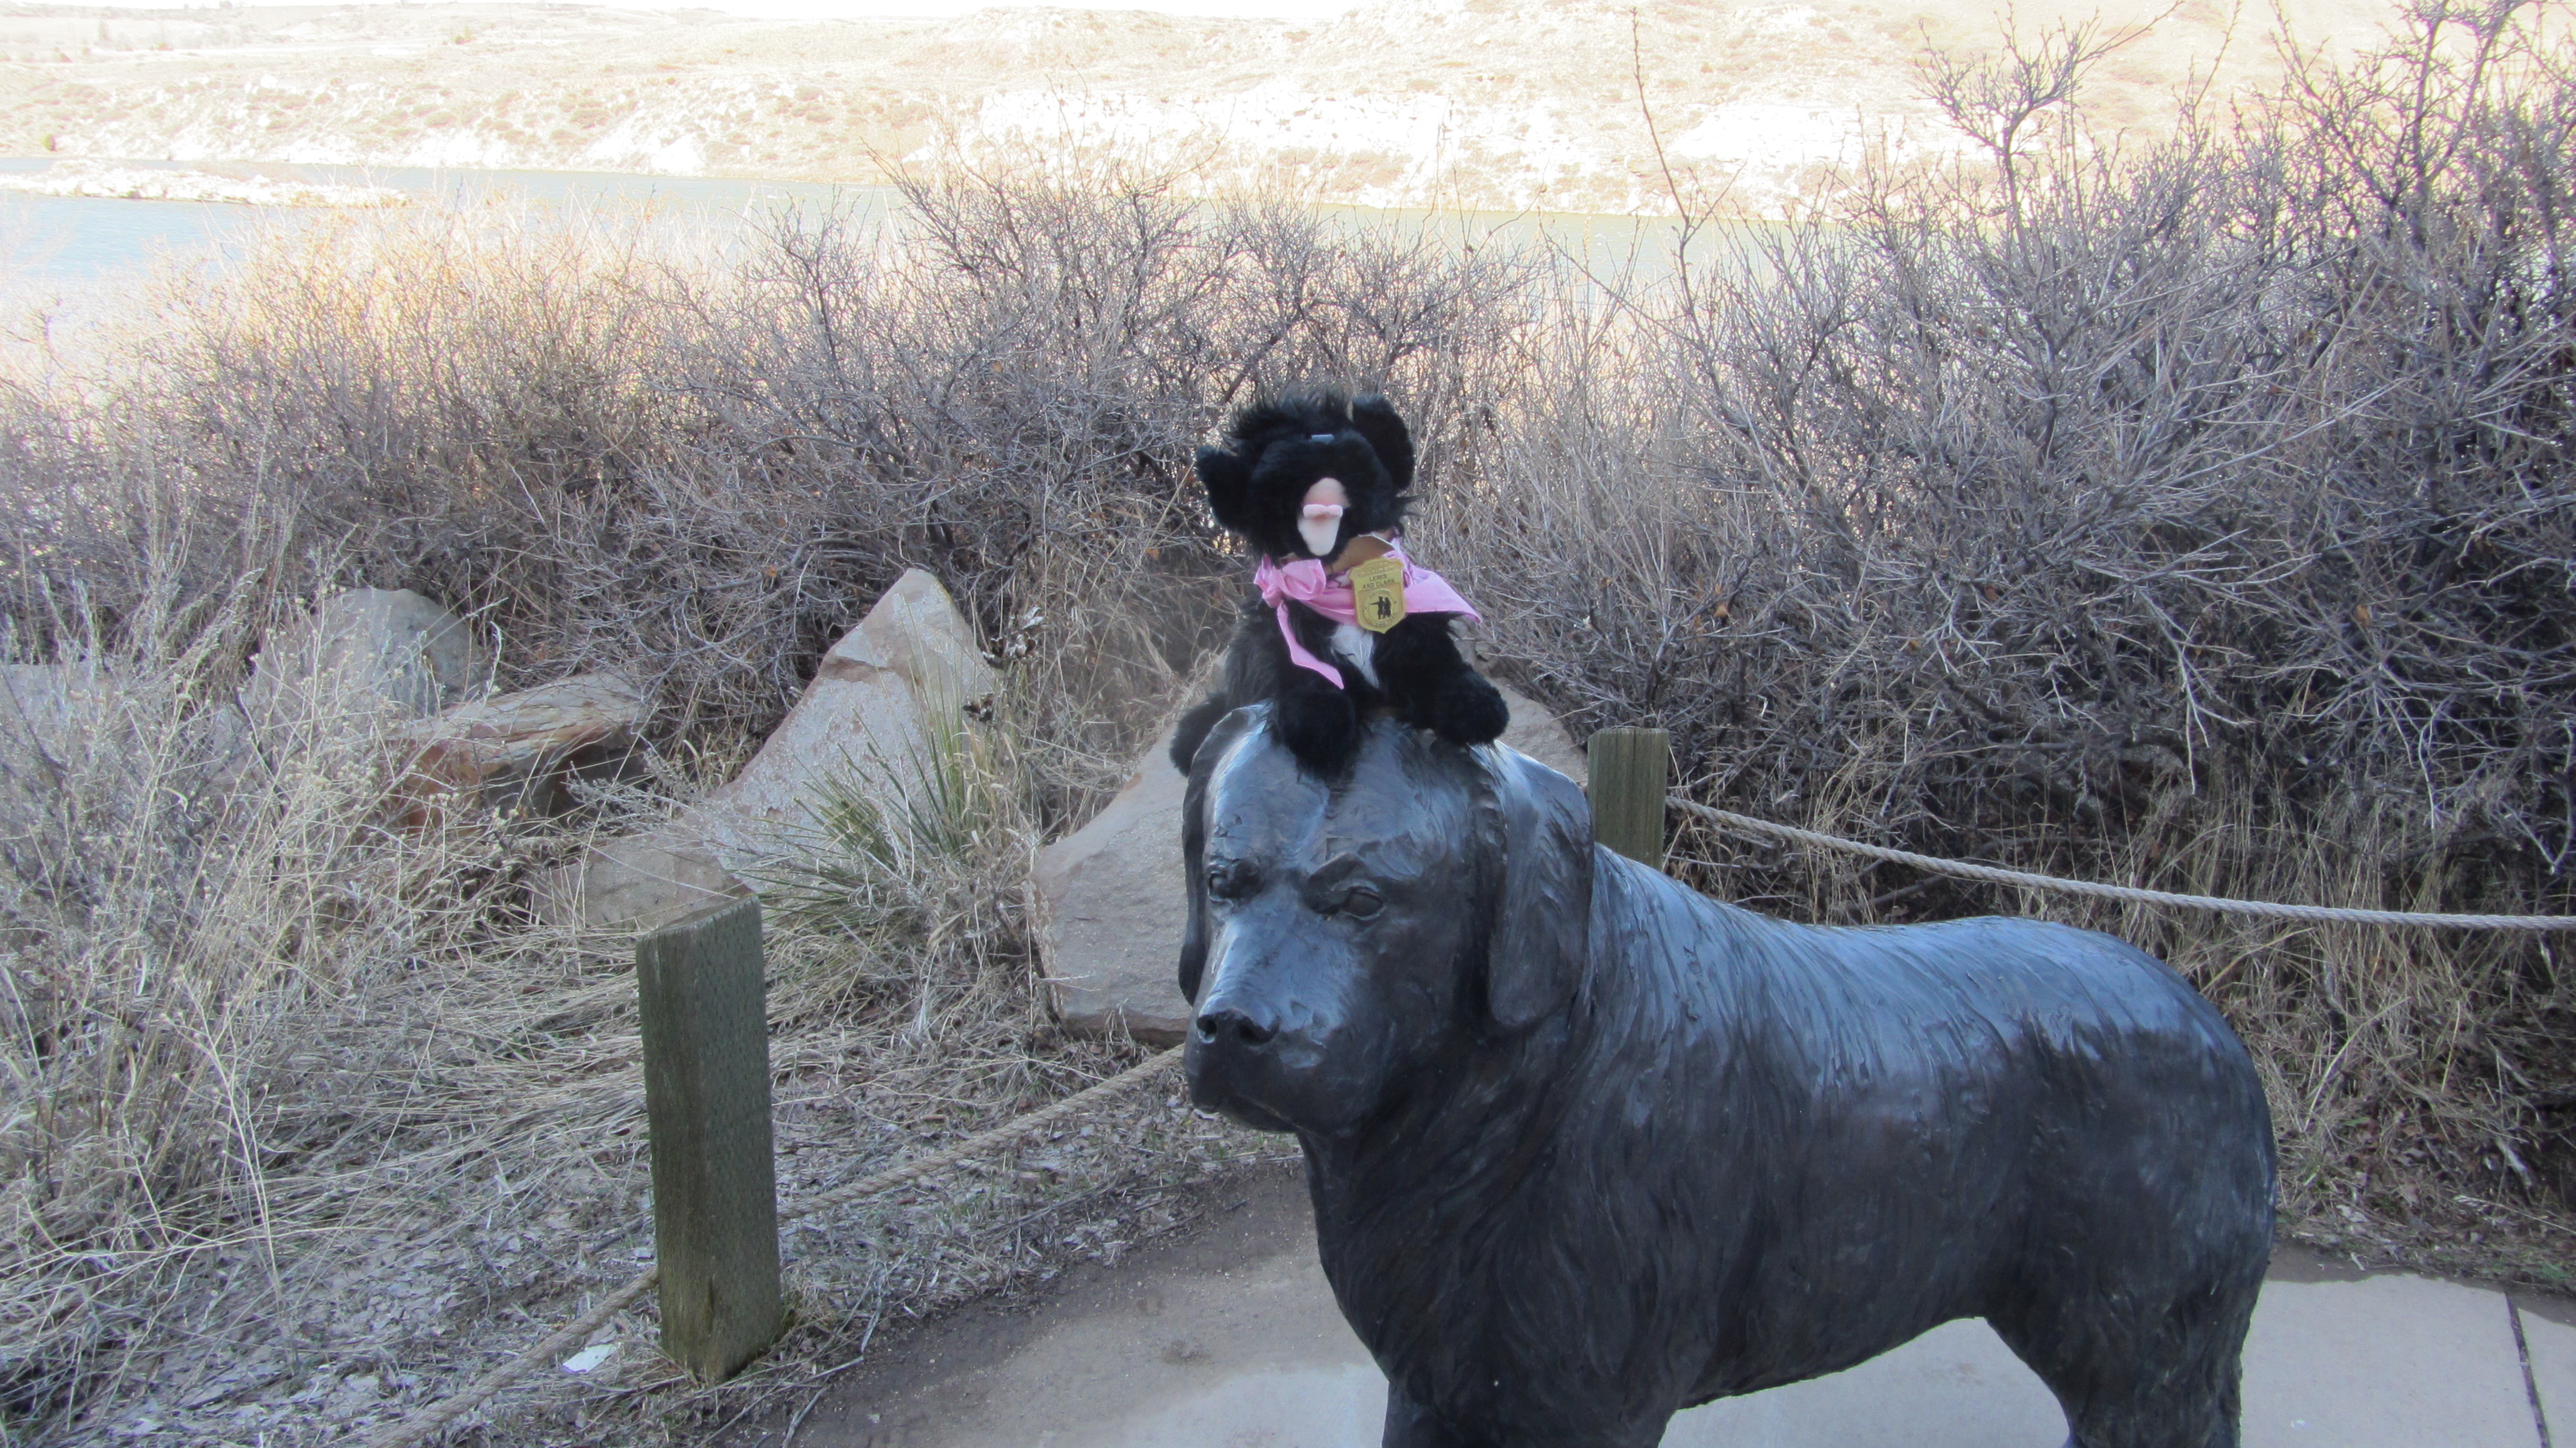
[961,84,1970,210]
[963,85,1649,209]
[1669,103,1971,172]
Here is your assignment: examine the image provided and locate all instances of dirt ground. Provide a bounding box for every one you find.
[714,1156,1320,1448]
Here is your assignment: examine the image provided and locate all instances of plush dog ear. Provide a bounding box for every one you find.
[1349,394,1416,492]
[1178,705,1269,1006]
[1472,745,1594,1030]
[1195,445,1255,533]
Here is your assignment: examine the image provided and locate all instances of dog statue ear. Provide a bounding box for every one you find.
[1195,445,1255,533]
[1475,746,1594,1030]
[1179,705,1269,1006]
[1350,394,1415,491]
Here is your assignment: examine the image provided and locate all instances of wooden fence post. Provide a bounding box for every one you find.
[636,896,782,1383]
[1588,727,1671,870]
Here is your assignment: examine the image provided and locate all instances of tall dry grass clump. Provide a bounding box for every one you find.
[1,0,2572,1437]
[0,594,540,1426]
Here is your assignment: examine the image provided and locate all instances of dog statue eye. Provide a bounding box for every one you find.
[1207,859,1260,900]
[1336,886,1385,920]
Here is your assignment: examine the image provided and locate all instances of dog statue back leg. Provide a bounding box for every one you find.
[1990,1279,2256,1448]
[1980,1024,2271,1448]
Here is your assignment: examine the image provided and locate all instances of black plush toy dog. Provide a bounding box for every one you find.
[1168,390,1507,775]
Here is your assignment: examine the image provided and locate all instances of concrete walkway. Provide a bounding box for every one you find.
[780,1164,2576,1447]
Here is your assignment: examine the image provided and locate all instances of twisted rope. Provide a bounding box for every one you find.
[1669,797,2576,931]
[777,1047,1185,1224]
[359,1047,1185,1448]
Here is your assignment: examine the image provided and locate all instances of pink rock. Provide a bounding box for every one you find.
[388,672,649,824]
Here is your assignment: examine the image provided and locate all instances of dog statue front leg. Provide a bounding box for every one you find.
[1383,1382,1484,1448]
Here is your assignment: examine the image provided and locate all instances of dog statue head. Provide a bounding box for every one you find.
[1194,390,1417,564]
[1177,708,1595,1135]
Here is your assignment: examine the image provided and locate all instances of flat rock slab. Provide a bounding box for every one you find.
[538,832,744,934]
[1036,684,1586,1043]
[775,1167,2564,1447]
[389,671,647,821]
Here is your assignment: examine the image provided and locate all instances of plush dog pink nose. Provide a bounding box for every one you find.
[1297,478,1351,557]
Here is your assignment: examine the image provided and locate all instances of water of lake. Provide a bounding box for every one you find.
[0,158,898,288]
[0,157,1726,303]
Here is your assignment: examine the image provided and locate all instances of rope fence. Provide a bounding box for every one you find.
[1667,797,2576,931]
[774,1048,1185,1224]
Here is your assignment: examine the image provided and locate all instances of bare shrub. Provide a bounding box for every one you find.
[1435,0,2574,1275]
[684,175,1531,814]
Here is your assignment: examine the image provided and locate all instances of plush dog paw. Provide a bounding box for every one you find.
[1169,698,1236,774]
[1275,687,1361,772]
[1421,674,1510,747]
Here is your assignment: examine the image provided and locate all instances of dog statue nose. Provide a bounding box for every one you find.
[1196,1005,1278,1048]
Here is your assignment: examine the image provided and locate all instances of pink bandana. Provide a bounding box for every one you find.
[1251,542,1481,689]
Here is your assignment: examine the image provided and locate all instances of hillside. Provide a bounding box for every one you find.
[0,0,2400,214]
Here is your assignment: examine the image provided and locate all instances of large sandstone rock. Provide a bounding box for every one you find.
[0,662,125,823]
[0,663,255,826]
[1492,681,1588,786]
[542,569,997,933]
[688,567,999,872]
[388,672,649,824]
[1032,725,1196,1043]
[1036,683,1584,1043]
[0,661,116,760]
[245,588,487,735]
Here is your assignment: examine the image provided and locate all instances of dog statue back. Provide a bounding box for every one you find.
[1180,710,2276,1448]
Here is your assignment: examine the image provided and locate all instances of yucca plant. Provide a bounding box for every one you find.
[746,691,1030,1009]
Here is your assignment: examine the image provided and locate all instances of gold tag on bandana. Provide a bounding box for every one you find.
[1347,556,1408,633]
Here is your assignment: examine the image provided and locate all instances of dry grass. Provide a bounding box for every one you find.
[1,2,2573,1440]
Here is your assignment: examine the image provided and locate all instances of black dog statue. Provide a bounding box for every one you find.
[1168,391,1508,776]
[1180,709,2277,1448]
